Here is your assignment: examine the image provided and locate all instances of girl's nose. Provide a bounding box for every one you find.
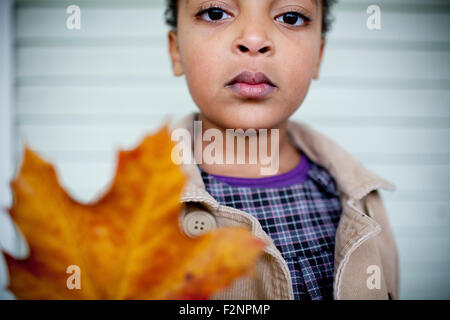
[232,22,274,57]
[236,43,272,55]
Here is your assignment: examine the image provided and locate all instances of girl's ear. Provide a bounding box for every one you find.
[313,38,326,80]
[168,30,184,77]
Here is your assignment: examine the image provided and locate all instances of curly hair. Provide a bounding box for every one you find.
[164,0,337,37]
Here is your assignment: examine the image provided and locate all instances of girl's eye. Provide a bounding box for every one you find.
[275,11,310,27]
[197,7,232,22]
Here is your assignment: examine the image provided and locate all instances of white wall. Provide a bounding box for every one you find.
[6,0,450,299]
[0,0,14,211]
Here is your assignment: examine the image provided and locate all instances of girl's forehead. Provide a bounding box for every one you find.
[183,0,319,5]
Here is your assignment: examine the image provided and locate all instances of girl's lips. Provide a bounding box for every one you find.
[226,82,277,99]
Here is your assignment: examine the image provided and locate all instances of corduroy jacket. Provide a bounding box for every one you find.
[169,112,399,300]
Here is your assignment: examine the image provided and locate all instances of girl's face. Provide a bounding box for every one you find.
[169,0,325,130]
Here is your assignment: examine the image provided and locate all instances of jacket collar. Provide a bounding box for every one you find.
[169,112,396,206]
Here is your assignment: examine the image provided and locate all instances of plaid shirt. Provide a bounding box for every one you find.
[198,151,343,300]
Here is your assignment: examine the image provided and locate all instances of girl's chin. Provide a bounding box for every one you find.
[218,112,285,130]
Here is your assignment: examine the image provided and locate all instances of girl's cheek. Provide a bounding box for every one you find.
[285,54,313,85]
[186,43,218,73]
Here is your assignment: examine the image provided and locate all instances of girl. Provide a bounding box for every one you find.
[166,0,399,300]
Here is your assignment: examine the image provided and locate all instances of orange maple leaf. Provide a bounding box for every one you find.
[3,124,266,299]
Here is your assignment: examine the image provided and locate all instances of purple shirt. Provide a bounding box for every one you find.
[205,153,311,188]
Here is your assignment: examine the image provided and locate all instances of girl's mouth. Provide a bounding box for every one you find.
[225,70,277,99]
[226,82,277,99]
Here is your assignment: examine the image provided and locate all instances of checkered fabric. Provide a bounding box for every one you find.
[198,152,343,300]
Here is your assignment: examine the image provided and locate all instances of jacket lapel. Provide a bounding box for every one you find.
[285,120,396,199]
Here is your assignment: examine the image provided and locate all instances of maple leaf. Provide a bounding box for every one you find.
[3,124,266,299]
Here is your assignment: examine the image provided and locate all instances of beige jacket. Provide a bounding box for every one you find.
[169,112,399,300]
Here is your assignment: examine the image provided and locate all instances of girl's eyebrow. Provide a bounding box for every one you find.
[277,0,318,9]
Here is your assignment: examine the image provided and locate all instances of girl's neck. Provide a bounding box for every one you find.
[197,113,301,178]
